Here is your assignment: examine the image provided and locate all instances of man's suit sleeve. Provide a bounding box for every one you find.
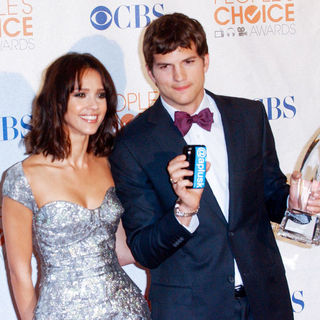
[110,138,193,269]
[260,102,289,223]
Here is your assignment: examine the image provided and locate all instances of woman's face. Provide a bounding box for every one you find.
[64,68,107,137]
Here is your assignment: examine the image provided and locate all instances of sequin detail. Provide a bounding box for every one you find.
[3,162,150,320]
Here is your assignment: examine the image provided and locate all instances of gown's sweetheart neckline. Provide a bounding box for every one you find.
[36,187,114,212]
[18,161,115,212]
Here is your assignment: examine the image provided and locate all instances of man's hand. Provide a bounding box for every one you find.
[289,171,320,215]
[167,154,202,213]
[307,179,320,214]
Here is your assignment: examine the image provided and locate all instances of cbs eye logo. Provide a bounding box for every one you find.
[90,6,112,30]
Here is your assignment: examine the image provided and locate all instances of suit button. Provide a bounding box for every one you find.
[229,231,234,237]
[228,275,235,284]
[172,237,184,248]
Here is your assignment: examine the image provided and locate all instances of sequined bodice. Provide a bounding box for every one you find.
[33,188,121,282]
[3,162,150,320]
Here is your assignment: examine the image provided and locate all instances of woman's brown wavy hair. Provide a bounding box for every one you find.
[24,52,119,159]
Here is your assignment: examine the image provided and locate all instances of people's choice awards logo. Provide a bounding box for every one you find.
[118,90,159,126]
[0,0,35,50]
[90,3,164,30]
[213,0,295,38]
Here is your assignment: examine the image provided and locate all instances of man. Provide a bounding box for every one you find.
[110,13,319,320]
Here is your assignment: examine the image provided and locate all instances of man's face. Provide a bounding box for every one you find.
[148,43,209,114]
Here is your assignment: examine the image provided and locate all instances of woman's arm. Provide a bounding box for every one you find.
[115,219,135,266]
[2,197,36,320]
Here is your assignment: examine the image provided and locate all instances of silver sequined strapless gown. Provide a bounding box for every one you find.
[3,162,150,320]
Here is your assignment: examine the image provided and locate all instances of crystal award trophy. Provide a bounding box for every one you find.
[278,133,320,245]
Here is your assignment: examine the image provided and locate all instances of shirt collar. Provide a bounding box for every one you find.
[161,91,218,121]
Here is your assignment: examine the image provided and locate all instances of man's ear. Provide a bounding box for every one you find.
[203,54,209,73]
[146,65,156,84]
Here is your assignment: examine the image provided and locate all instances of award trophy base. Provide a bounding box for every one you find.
[278,210,320,245]
[278,131,320,245]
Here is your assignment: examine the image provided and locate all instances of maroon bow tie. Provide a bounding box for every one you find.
[174,108,214,136]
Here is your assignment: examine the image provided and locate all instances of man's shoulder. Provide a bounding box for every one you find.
[207,91,265,119]
[116,100,161,142]
[207,90,263,108]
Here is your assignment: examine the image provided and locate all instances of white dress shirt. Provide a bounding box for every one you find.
[162,92,243,286]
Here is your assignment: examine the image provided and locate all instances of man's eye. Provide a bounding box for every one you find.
[160,65,168,69]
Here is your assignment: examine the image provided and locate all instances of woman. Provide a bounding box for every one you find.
[2,53,150,320]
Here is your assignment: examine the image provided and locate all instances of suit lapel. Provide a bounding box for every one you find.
[146,99,186,156]
[210,92,243,227]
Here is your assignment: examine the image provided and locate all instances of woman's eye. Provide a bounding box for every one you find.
[74,92,86,98]
[98,92,106,99]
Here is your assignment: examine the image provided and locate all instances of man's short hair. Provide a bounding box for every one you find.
[143,12,208,70]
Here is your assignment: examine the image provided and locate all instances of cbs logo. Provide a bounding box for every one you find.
[90,4,164,30]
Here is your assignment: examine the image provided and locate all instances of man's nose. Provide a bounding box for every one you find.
[173,66,186,81]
